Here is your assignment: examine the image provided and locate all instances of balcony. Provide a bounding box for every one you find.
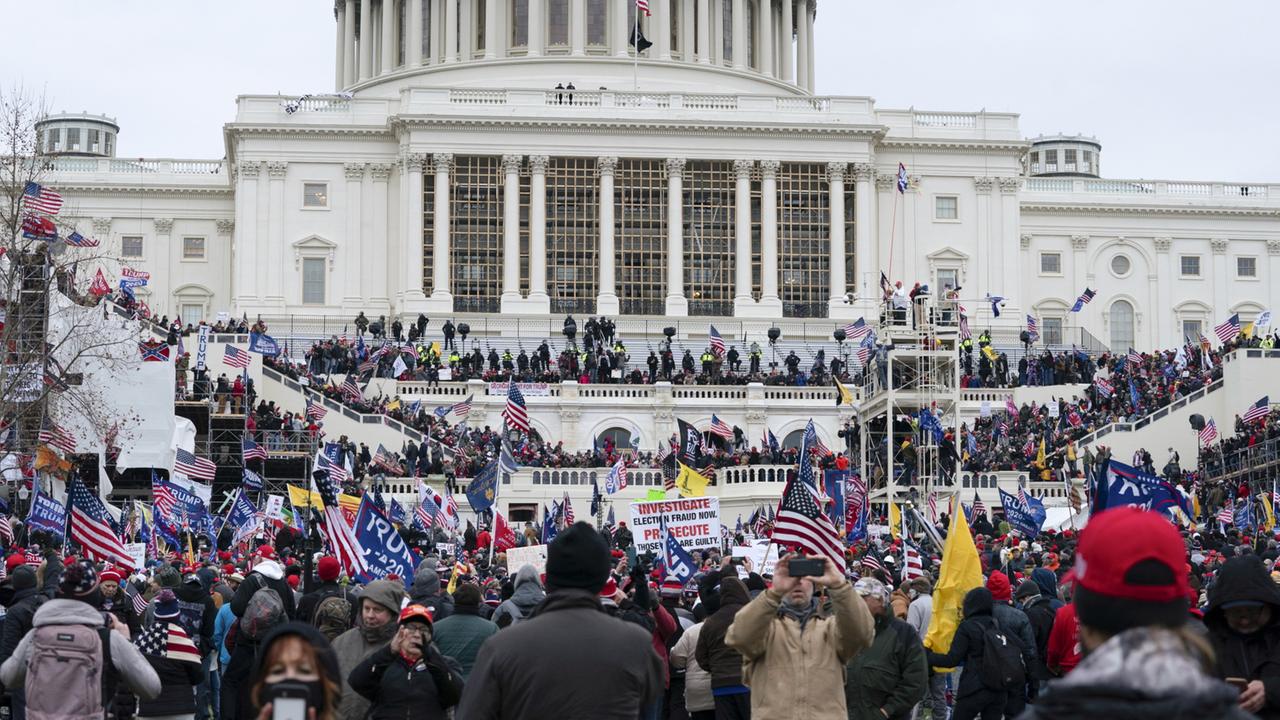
[1023,176,1278,209]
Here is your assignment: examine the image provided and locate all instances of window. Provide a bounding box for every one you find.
[181,304,204,327]
[934,196,958,220]
[1238,256,1257,278]
[121,236,144,258]
[721,0,733,63]
[776,163,830,318]
[937,268,959,294]
[67,128,80,151]
[511,0,529,47]
[1082,150,1093,173]
[1044,149,1057,172]
[182,237,206,260]
[685,161,737,316]
[450,156,504,313]
[1039,252,1062,275]
[1029,150,1039,173]
[616,159,668,314]
[1043,317,1064,346]
[45,128,58,153]
[302,257,326,304]
[1109,299,1135,351]
[474,0,486,52]
[1063,148,1077,172]
[104,133,114,156]
[1180,255,1201,277]
[587,0,607,45]
[1183,320,1203,342]
[547,157,600,314]
[547,0,569,46]
[88,129,100,153]
[302,183,328,208]
[1110,254,1131,276]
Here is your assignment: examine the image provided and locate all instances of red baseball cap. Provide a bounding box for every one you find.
[1068,506,1189,604]
[255,545,276,561]
[399,603,434,627]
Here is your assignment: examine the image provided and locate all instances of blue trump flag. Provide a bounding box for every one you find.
[998,488,1046,537]
[1235,500,1255,531]
[824,469,847,528]
[354,497,417,586]
[1098,460,1193,521]
[465,458,500,513]
[27,489,67,540]
[389,498,407,526]
[224,490,262,546]
[541,503,559,544]
[661,517,698,584]
[248,332,281,356]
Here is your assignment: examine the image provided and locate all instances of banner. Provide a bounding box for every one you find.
[505,544,548,575]
[1095,460,1193,520]
[998,488,1046,537]
[195,326,210,371]
[287,484,322,509]
[731,538,779,576]
[354,498,417,586]
[824,469,846,527]
[121,267,150,281]
[248,332,280,356]
[486,382,551,397]
[27,490,67,540]
[629,497,721,555]
[225,490,263,546]
[123,542,147,570]
[263,494,285,521]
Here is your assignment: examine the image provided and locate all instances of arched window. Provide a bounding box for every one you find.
[597,427,637,450]
[1110,299,1135,351]
[782,429,805,451]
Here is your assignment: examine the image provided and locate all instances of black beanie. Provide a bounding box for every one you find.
[545,522,611,593]
[1074,583,1188,636]
[452,583,482,609]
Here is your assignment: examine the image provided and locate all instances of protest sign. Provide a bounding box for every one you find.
[124,543,147,571]
[629,497,721,555]
[505,544,548,575]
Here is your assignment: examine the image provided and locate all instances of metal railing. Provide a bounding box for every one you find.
[1077,377,1223,446]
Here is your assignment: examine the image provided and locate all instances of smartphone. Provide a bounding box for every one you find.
[1226,677,1249,692]
[788,558,826,577]
[269,681,311,720]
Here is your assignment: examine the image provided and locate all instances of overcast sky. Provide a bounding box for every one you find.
[4,1,1277,181]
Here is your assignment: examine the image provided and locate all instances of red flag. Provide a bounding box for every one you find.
[89,269,111,296]
[494,511,518,552]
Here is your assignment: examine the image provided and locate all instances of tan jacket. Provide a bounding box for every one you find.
[725,582,875,720]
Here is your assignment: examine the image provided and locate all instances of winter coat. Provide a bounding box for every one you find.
[1205,555,1280,719]
[0,598,162,701]
[136,623,204,717]
[456,589,663,720]
[332,579,405,720]
[926,587,999,700]
[296,580,355,625]
[993,601,1039,671]
[230,559,297,621]
[725,582,875,720]
[172,580,217,654]
[491,564,545,629]
[695,572,751,688]
[890,588,911,620]
[348,642,465,720]
[1031,568,1065,611]
[0,564,59,674]
[1020,594,1057,681]
[431,606,497,679]
[410,560,454,621]
[1046,602,1081,676]
[844,612,928,720]
[670,622,713,712]
[1019,626,1254,720]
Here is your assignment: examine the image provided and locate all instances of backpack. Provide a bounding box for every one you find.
[241,578,286,643]
[980,618,1026,691]
[312,592,353,642]
[25,622,115,720]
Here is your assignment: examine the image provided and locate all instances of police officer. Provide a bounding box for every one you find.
[749,341,762,374]
[700,347,716,376]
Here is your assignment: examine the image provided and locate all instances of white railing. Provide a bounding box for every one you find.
[615,92,671,108]
[1025,177,1274,201]
[684,94,738,110]
[914,112,977,128]
[776,97,831,112]
[1085,180,1155,194]
[1225,185,1268,198]
[1024,178,1073,192]
[451,89,508,105]
[1167,182,1213,196]
[49,157,227,176]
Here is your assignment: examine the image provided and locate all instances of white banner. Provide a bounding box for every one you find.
[264,494,285,521]
[487,382,551,397]
[731,538,779,576]
[1048,402,1060,418]
[123,542,146,571]
[195,325,210,371]
[980,401,991,418]
[505,544,548,575]
[629,497,721,555]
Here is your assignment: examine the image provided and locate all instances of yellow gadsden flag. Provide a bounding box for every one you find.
[888,502,902,540]
[1262,492,1276,533]
[287,484,323,509]
[924,501,985,662]
[675,462,710,497]
[834,377,854,406]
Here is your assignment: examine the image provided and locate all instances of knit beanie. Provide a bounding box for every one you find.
[545,521,611,593]
[155,565,181,589]
[317,556,341,582]
[452,583,482,609]
[987,570,1012,602]
[154,589,181,620]
[59,560,99,599]
[1015,579,1041,600]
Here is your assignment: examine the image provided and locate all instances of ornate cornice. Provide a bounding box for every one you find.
[665,157,686,179]
[343,162,366,179]
[91,217,112,234]
[528,155,550,173]
[1211,238,1229,255]
[596,156,619,178]
[501,154,523,174]
[266,161,288,178]
[386,116,888,140]
[1020,202,1280,219]
[152,218,174,234]
[39,184,233,198]
[215,219,235,236]
[760,159,781,178]
[877,138,1030,155]
[368,163,393,180]
[973,176,995,194]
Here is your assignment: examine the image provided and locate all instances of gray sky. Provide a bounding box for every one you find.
[4,1,1277,182]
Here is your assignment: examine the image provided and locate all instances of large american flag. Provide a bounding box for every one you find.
[503,383,530,433]
[22,182,63,215]
[373,444,403,475]
[416,481,443,529]
[242,437,268,462]
[708,325,726,357]
[152,476,179,519]
[971,491,987,520]
[562,493,575,524]
[772,476,846,573]
[305,398,328,421]
[451,394,474,418]
[1026,314,1039,340]
[314,470,369,578]
[68,478,133,568]
[38,418,76,455]
[1215,314,1242,343]
[317,445,350,483]
[843,318,871,343]
[1128,348,1143,367]
[902,543,925,581]
[1199,418,1219,444]
[174,448,217,481]
[341,373,363,402]
[1217,500,1234,526]
[223,345,251,369]
[1243,396,1271,424]
[708,415,735,441]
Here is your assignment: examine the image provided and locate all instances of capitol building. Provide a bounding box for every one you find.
[41,0,1280,354]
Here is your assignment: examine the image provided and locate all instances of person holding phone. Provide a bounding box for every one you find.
[724,553,874,720]
[348,604,465,720]
[1204,555,1280,717]
[249,622,341,720]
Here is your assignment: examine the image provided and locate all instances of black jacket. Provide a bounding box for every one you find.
[137,631,204,716]
[230,561,297,621]
[695,572,750,688]
[0,560,62,672]
[925,587,997,700]
[349,642,464,720]
[1205,555,1280,719]
[1020,594,1056,681]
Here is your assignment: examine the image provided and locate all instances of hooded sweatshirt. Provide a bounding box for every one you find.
[1031,567,1065,610]
[411,559,454,621]
[1204,555,1280,719]
[333,579,405,720]
[492,564,545,629]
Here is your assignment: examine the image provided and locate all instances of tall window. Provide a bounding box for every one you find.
[302,258,326,304]
[182,237,206,260]
[421,0,432,59]
[587,0,607,46]
[475,0,486,52]
[121,236,144,258]
[1183,319,1203,342]
[1042,317,1063,346]
[548,0,569,47]
[511,0,529,47]
[421,164,435,295]
[670,0,681,55]
[721,0,733,64]
[844,181,856,294]
[45,128,58,152]
[547,158,599,314]
[745,0,756,68]
[1110,300,1135,351]
[451,156,504,313]
[181,304,204,327]
[683,161,735,317]
[88,129,100,153]
[398,0,406,64]
[616,159,668,314]
[67,128,80,151]
[777,163,830,318]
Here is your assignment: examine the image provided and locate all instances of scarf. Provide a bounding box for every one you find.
[135,621,201,664]
[777,597,819,629]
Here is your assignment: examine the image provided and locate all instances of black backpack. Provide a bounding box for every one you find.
[980,618,1025,691]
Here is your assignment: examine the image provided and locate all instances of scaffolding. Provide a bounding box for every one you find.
[859,293,963,527]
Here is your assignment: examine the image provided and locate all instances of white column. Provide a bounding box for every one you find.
[430,153,453,304]
[682,0,696,61]
[335,3,347,89]
[733,159,753,311]
[431,0,444,62]
[852,163,875,300]
[381,0,396,72]
[343,163,366,307]
[359,0,374,80]
[528,0,544,56]
[501,154,522,307]
[804,0,815,89]
[827,162,847,313]
[795,0,809,90]
[485,0,500,57]
[759,160,781,314]
[666,158,688,315]
[344,0,358,85]
[597,157,620,315]
[408,0,424,65]
[758,0,773,76]
[998,177,1022,312]
[265,162,288,307]
[710,0,722,63]
[974,177,993,299]
[656,0,671,60]
[234,162,261,309]
[458,0,472,59]
[369,163,392,308]
[731,0,746,69]
[1212,238,1229,317]
[153,218,173,315]
[403,153,427,306]
[614,0,630,57]
[445,0,459,61]
[780,0,793,82]
[1270,241,1280,317]
[528,155,550,308]
[570,0,586,55]
[696,0,711,63]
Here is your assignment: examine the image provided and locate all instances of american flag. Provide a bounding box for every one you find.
[1128,348,1143,367]
[927,492,939,523]
[125,583,148,615]
[1026,315,1039,340]
[357,357,378,375]
[223,345,251,369]
[153,477,179,519]
[843,318,872,343]
[503,383,530,433]
[1218,500,1234,526]
[340,373,363,402]
[562,493,575,524]
[451,394,473,418]
[416,482,442,529]
[1094,378,1113,398]
[372,444,404,475]
[1071,287,1096,312]
[305,398,328,421]
[708,415,735,441]
[38,418,76,454]
[316,445,350,483]
[68,478,133,568]
[242,437,268,462]
[22,182,63,215]
[958,315,971,340]
[636,0,651,16]
[860,552,885,575]
[174,448,217,481]
[1243,396,1271,424]
[1005,398,1018,415]
[0,514,13,548]
[64,232,100,248]
[708,325,726,357]
[971,491,987,520]
[855,345,872,366]
[313,470,369,578]
[1199,418,1219,444]
[903,543,925,580]
[1215,314,1242,343]
[772,477,847,574]
[811,435,834,459]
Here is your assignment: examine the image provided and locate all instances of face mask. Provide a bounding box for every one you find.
[262,679,327,713]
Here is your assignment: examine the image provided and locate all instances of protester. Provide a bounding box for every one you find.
[695,561,753,719]
[296,556,356,639]
[670,617,714,720]
[411,558,455,621]
[1016,579,1057,699]
[231,545,297,621]
[925,587,1009,720]
[490,563,544,628]
[986,570,1038,716]
[1204,554,1280,717]
[430,584,497,679]
[843,577,928,720]
[332,578,405,720]
[248,622,342,720]
[348,603,465,719]
[135,589,205,720]
[725,554,874,719]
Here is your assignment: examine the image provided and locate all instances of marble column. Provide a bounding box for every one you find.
[402,153,427,306]
[369,163,392,308]
[344,0,358,85]
[795,0,808,90]
[998,176,1022,311]
[570,0,586,55]
[597,157,620,315]
[458,0,472,58]
[343,163,366,307]
[780,0,793,82]
[731,0,746,69]
[265,161,288,307]
[852,163,875,300]
[1153,237,1172,346]
[696,0,711,63]
[759,0,773,75]
[335,2,347,89]
[153,218,173,315]
[408,0,424,65]
[234,162,261,308]
[665,158,688,316]
[359,0,374,80]
[430,153,453,304]
[827,162,846,309]
[1270,241,1280,318]
[656,0,671,60]
[1212,238,1229,318]
[528,155,550,308]
[381,0,396,72]
[733,159,753,310]
[485,0,500,57]
[804,0,815,90]
[501,154,523,306]
[445,0,459,61]
[528,0,545,56]
[614,0,631,57]
[760,159,781,314]
[974,177,993,301]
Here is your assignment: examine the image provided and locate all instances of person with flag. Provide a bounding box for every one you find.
[133,588,205,720]
[842,577,928,720]
[724,553,874,720]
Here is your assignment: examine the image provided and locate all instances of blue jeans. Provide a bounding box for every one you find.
[194,652,215,720]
